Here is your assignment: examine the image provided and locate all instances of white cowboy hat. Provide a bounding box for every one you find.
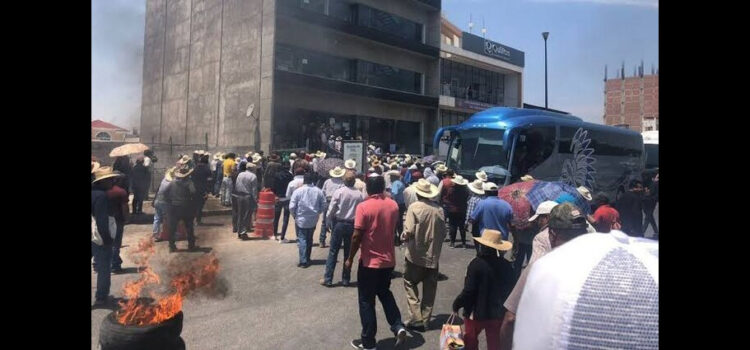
[435,164,448,173]
[91,161,101,174]
[413,178,440,198]
[450,175,469,186]
[174,162,194,178]
[468,179,485,195]
[246,162,257,169]
[289,153,297,159]
[252,153,262,164]
[329,166,346,178]
[529,200,559,222]
[520,174,535,182]
[473,229,513,251]
[344,159,357,170]
[577,186,593,201]
[475,171,489,182]
[482,182,499,191]
[92,166,121,183]
[316,151,327,158]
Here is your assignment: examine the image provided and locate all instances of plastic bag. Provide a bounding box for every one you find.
[439,313,465,350]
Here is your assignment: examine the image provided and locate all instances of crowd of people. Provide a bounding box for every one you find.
[92,148,659,349]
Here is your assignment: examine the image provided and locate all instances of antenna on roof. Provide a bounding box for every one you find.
[604,65,608,81]
[468,14,474,33]
[481,17,487,37]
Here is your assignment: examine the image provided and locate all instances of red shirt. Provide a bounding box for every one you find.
[354,194,400,268]
[106,185,129,222]
[593,204,620,233]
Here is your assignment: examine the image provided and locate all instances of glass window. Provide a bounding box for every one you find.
[95,132,111,141]
[329,0,352,22]
[511,126,556,178]
[356,5,423,42]
[449,128,508,175]
[559,126,642,157]
[275,44,353,81]
[644,144,658,169]
[440,60,505,105]
[356,61,422,94]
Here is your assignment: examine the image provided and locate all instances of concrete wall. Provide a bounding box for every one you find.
[141,0,275,151]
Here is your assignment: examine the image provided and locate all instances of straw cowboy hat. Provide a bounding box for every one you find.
[344,159,357,170]
[577,186,593,201]
[450,175,469,186]
[482,182,499,191]
[329,166,346,178]
[251,153,262,164]
[435,164,448,173]
[520,174,535,182]
[473,229,513,251]
[174,161,194,178]
[92,166,121,183]
[315,151,327,158]
[91,161,101,174]
[468,179,485,195]
[413,178,440,198]
[163,166,176,181]
[213,152,223,160]
[475,170,489,182]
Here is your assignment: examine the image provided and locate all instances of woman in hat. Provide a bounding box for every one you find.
[452,229,514,350]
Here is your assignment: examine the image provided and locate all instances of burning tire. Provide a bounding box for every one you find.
[99,310,183,350]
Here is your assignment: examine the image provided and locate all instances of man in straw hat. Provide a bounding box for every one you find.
[452,227,514,350]
[346,174,408,349]
[468,182,513,242]
[107,167,130,274]
[465,179,487,255]
[346,159,368,196]
[400,179,445,332]
[152,167,176,242]
[444,175,470,248]
[499,202,590,350]
[234,161,259,240]
[320,170,365,287]
[475,170,489,182]
[92,166,121,306]
[289,172,327,268]
[319,166,346,248]
[163,160,199,252]
[192,152,213,225]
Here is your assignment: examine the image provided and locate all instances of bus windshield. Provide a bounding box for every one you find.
[447,128,508,176]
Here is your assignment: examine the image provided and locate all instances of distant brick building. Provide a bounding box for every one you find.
[604,66,658,132]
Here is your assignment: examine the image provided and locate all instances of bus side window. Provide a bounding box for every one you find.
[512,127,555,177]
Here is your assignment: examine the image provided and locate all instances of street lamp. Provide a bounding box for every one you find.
[542,32,549,109]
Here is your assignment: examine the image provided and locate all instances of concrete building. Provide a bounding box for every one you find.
[140,0,442,155]
[437,17,524,132]
[604,64,659,132]
[92,120,132,142]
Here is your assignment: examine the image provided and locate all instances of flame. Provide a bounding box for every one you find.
[116,238,220,326]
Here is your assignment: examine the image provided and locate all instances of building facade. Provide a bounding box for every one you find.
[437,17,524,135]
[604,68,659,132]
[92,120,133,142]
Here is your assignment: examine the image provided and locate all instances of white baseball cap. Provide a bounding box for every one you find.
[514,231,658,350]
[528,200,559,222]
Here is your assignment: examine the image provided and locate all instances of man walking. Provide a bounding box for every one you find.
[616,180,645,237]
[642,173,659,238]
[389,171,406,246]
[192,153,212,225]
[400,179,445,332]
[345,175,407,350]
[106,170,130,274]
[272,161,294,243]
[321,171,364,287]
[152,167,174,242]
[465,179,486,255]
[289,172,327,268]
[320,166,346,248]
[235,162,259,240]
[468,182,513,240]
[220,153,237,206]
[92,166,119,306]
[163,161,199,252]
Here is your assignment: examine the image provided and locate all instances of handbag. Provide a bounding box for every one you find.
[439,313,465,350]
[92,215,117,246]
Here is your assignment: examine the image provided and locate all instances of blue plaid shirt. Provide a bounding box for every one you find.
[465,193,485,227]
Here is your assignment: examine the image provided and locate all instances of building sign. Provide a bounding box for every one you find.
[343,140,367,174]
[461,32,525,67]
[456,99,497,111]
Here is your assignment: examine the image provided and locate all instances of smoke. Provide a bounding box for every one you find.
[91,0,146,130]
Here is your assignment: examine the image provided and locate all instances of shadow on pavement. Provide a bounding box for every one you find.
[112,267,140,275]
[308,259,326,266]
[197,222,224,227]
[376,329,426,349]
[172,247,213,253]
[437,272,449,281]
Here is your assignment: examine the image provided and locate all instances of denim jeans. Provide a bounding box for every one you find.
[296,226,315,265]
[274,200,291,239]
[323,221,353,284]
[153,200,167,237]
[91,242,112,301]
[319,199,331,244]
[112,220,124,269]
[220,177,233,206]
[358,262,405,349]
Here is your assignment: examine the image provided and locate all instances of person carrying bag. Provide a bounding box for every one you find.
[440,313,465,350]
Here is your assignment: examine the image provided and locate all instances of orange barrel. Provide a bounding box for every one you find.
[252,189,276,238]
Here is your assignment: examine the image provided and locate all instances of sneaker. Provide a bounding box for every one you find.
[395,328,407,347]
[301,263,310,269]
[319,279,333,287]
[350,339,375,350]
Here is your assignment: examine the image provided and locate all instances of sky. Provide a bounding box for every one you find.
[91,0,657,128]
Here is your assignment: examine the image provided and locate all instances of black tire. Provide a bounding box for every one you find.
[99,311,183,350]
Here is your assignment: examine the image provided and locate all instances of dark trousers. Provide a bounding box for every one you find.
[357,262,405,349]
[231,195,239,233]
[274,200,291,240]
[513,242,532,276]
[236,194,255,234]
[323,221,353,284]
[448,212,467,245]
[91,242,112,301]
[642,205,658,234]
[195,194,207,223]
[471,223,481,255]
[112,220,124,269]
[168,205,195,247]
[132,193,144,214]
[395,203,406,245]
